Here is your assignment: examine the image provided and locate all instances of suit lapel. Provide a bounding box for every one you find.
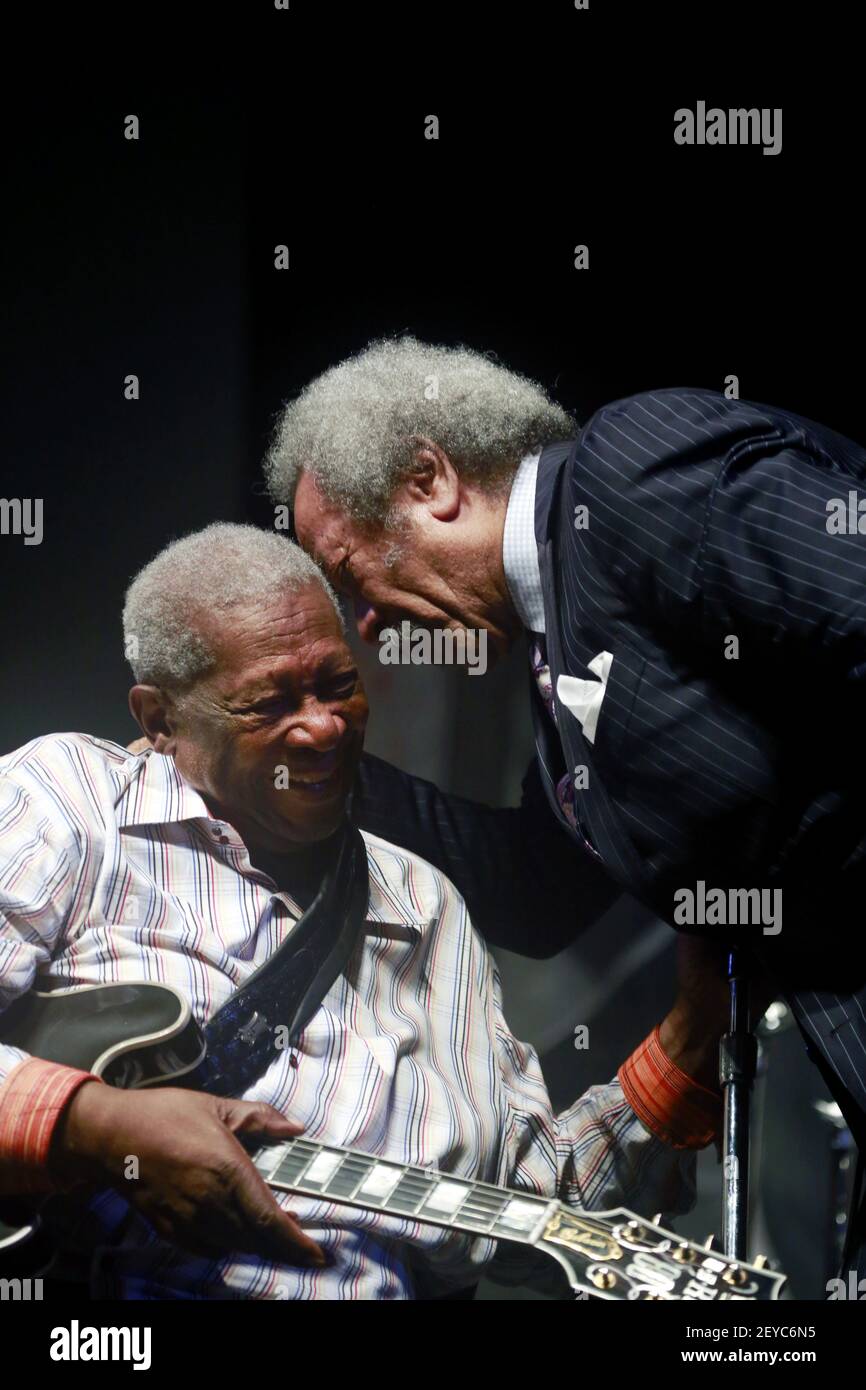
[533,442,652,895]
[530,444,576,833]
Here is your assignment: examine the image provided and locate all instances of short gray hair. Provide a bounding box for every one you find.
[123,522,343,689]
[264,335,575,525]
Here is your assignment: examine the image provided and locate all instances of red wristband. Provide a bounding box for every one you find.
[618,1025,722,1150]
[0,1057,102,1194]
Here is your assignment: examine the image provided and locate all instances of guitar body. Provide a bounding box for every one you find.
[0,981,204,1087]
[0,982,206,1261]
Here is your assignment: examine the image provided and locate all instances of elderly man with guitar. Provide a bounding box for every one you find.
[0,524,777,1301]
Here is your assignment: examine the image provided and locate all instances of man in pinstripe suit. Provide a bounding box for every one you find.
[279,337,866,1279]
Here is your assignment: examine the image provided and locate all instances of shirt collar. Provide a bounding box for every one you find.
[115,750,427,935]
[114,748,212,828]
[502,450,546,634]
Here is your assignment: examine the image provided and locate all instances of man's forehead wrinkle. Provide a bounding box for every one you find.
[221,627,351,695]
[202,592,345,687]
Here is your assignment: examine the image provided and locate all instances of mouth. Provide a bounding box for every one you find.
[286,759,346,800]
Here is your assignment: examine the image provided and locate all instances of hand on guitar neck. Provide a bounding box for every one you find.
[48,1082,327,1267]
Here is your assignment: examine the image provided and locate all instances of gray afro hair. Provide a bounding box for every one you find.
[264,335,575,525]
[123,522,343,689]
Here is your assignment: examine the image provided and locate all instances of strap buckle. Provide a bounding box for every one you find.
[236,1011,270,1048]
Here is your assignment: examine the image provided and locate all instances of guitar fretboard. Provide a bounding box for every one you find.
[254,1137,556,1243]
[251,1137,785,1303]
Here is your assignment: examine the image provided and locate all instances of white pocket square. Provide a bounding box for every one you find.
[556,651,613,745]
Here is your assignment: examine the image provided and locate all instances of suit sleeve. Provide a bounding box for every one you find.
[354,753,620,958]
[589,394,866,671]
[699,445,866,666]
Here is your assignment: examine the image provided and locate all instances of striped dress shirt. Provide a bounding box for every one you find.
[0,733,700,1299]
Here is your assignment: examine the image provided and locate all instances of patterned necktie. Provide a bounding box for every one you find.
[530,635,579,832]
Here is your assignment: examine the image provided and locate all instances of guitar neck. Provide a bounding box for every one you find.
[253,1138,787,1303]
[254,1136,557,1245]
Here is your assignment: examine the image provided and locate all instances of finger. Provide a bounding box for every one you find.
[235,1175,327,1266]
[261,1209,328,1268]
[235,1209,327,1267]
[222,1100,305,1140]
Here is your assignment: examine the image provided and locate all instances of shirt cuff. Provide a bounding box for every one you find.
[0,1057,102,1193]
[618,1024,722,1150]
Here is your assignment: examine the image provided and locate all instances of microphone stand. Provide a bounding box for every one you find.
[719,947,758,1261]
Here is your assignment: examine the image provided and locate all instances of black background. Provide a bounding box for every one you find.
[1,2,861,1301]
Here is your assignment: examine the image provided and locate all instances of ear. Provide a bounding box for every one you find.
[128,685,179,754]
[401,437,461,521]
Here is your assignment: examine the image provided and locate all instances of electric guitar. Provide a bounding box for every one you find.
[0,982,786,1301]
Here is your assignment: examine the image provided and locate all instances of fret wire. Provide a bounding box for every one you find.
[451,1196,509,1216]
[392,1173,434,1194]
[271,1151,326,1186]
[451,1212,499,1231]
[278,1162,419,1195]
[459,1208,501,1232]
[286,1145,484,1197]
[339,1155,382,1202]
[452,1206,505,1225]
[388,1175,498,1206]
[396,1195,432,1215]
[453,1190,544,1233]
[397,1178,447,1212]
[490,1215,538,1234]
[268,1144,548,1230]
[280,1163,373,1192]
[335,1162,417,1195]
[273,1142,323,1189]
[318,1155,385,1200]
[273,1144,365,1174]
[289,1166,434,1207]
[268,1169,540,1240]
[456,1192,508,1209]
[327,1158,379,1176]
[288,1173,503,1214]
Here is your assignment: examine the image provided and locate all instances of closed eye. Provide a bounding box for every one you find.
[239,698,288,717]
[322,670,359,700]
[334,555,354,595]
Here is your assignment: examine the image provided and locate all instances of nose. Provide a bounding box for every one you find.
[354,596,382,645]
[288,703,347,753]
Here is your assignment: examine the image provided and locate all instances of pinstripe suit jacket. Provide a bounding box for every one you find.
[358,387,866,1137]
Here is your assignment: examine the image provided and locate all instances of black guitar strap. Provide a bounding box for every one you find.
[193,817,369,1098]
